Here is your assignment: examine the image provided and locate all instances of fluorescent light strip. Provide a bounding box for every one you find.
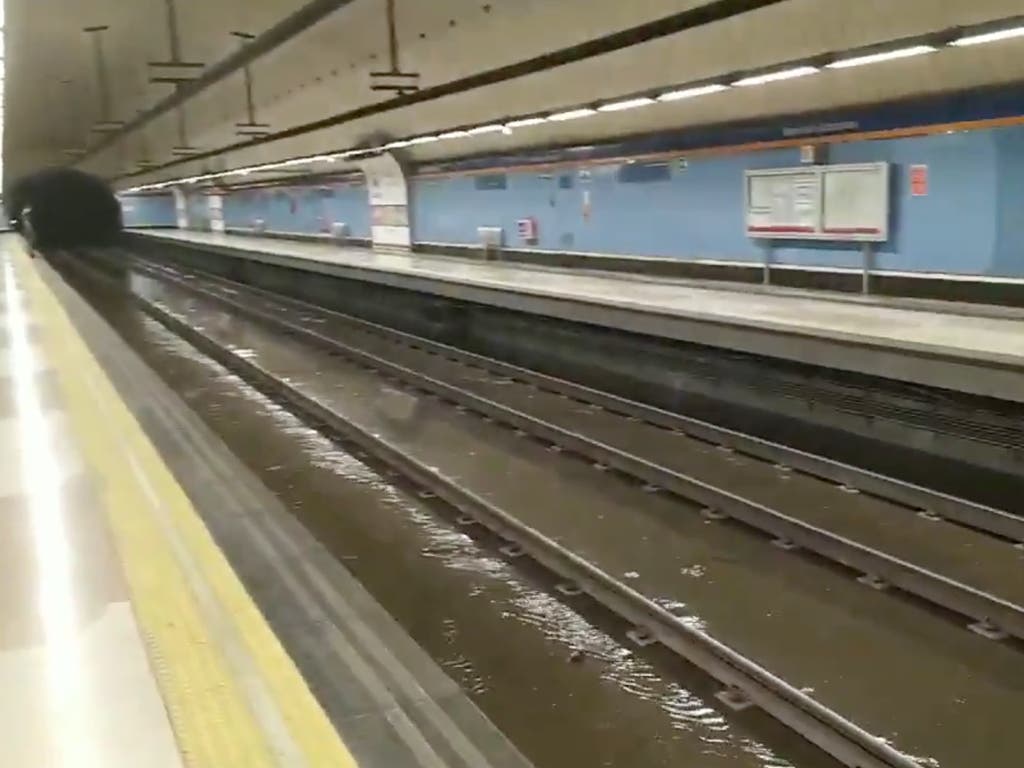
[598,97,655,112]
[733,66,818,86]
[506,117,548,128]
[129,16,1024,193]
[548,108,597,121]
[951,25,1024,47]
[657,83,730,101]
[827,45,935,69]
[467,124,506,135]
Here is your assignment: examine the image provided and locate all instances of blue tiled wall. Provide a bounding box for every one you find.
[173,123,1024,277]
[118,194,176,228]
[411,126,1024,276]
[222,184,371,238]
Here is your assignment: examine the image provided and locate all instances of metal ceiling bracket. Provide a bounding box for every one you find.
[149,0,206,83]
[369,0,421,94]
[77,0,357,164]
[231,31,271,137]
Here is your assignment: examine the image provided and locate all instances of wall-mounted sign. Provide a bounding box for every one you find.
[910,164,929,197]
[744,162,890,242]
[516,217,538,244]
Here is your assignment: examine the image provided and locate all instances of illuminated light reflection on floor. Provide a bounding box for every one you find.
[5,259,99,768]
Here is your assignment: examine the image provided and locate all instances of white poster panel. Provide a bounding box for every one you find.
[745,163,889,242]
[207,194,225,233]
[360,152,412,250]
[172,187,189,229]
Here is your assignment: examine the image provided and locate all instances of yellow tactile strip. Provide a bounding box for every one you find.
[14,244,359,768]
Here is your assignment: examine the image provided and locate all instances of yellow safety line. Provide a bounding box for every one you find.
[14,244,359,768]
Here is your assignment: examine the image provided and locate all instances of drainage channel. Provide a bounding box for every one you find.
[58,255,826,768]
[74,251,1024,768]
[125,251,1024,644]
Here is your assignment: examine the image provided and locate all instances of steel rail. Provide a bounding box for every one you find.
[139,252,1024,544]
[110,264,921,768]
[111,251,1024,644]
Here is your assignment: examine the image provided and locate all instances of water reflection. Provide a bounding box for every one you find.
[142,315,797,767]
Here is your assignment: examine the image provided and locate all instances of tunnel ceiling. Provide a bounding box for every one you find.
[5,0,1024,188]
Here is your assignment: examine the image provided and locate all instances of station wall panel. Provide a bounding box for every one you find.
[411,126,1018,276]
[159,123,1024,278]
[222,184,371,238]
[118,194,177,228]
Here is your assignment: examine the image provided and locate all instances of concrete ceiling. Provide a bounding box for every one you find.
[5,0,1024,188]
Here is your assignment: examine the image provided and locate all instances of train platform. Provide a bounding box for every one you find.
[134,229,1024,405]
[1,233,530,768]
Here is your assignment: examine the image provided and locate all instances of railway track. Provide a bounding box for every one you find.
[120,248,1024,638]
[67,247,1024,768]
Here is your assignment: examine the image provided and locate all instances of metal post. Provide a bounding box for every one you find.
[137,113,152,168]
[385,0,400,71]
[231,32,258,124]
[84,26,113,122]
[176,102,189,146]
[762,242,772,286]
[59,79,78,149]
[164,0,182,62]
[241,62,256,123]
[861,243,874,295]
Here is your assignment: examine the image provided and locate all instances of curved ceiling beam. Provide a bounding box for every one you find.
[76,0,357,165]
[116,0,792,181]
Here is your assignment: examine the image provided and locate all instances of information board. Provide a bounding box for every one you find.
[745,163,889,242]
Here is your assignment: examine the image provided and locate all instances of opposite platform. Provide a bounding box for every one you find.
[134,229,1024,404]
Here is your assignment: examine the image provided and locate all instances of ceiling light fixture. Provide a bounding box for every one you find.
[124,14,1024,194]
[597,97,656,112]
[732,66,819,87]
[657,83,730,101]
[548,108,597,121]
[951,25,1024,47]
[827,45,936,69]
[506,117,548,128]
[466,124,506,135]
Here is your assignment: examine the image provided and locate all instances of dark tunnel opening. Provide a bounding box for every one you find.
[5,168,123,249]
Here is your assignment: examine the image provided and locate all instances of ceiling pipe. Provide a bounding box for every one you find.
[115,0,792,182]
[75,0,358,165]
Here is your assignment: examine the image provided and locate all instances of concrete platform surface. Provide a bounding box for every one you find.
[136,230,1024,403]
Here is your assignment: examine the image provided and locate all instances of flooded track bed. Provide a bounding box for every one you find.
[56,260,831,768]
[135,254,1024,629]
[65,252,1024,768]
